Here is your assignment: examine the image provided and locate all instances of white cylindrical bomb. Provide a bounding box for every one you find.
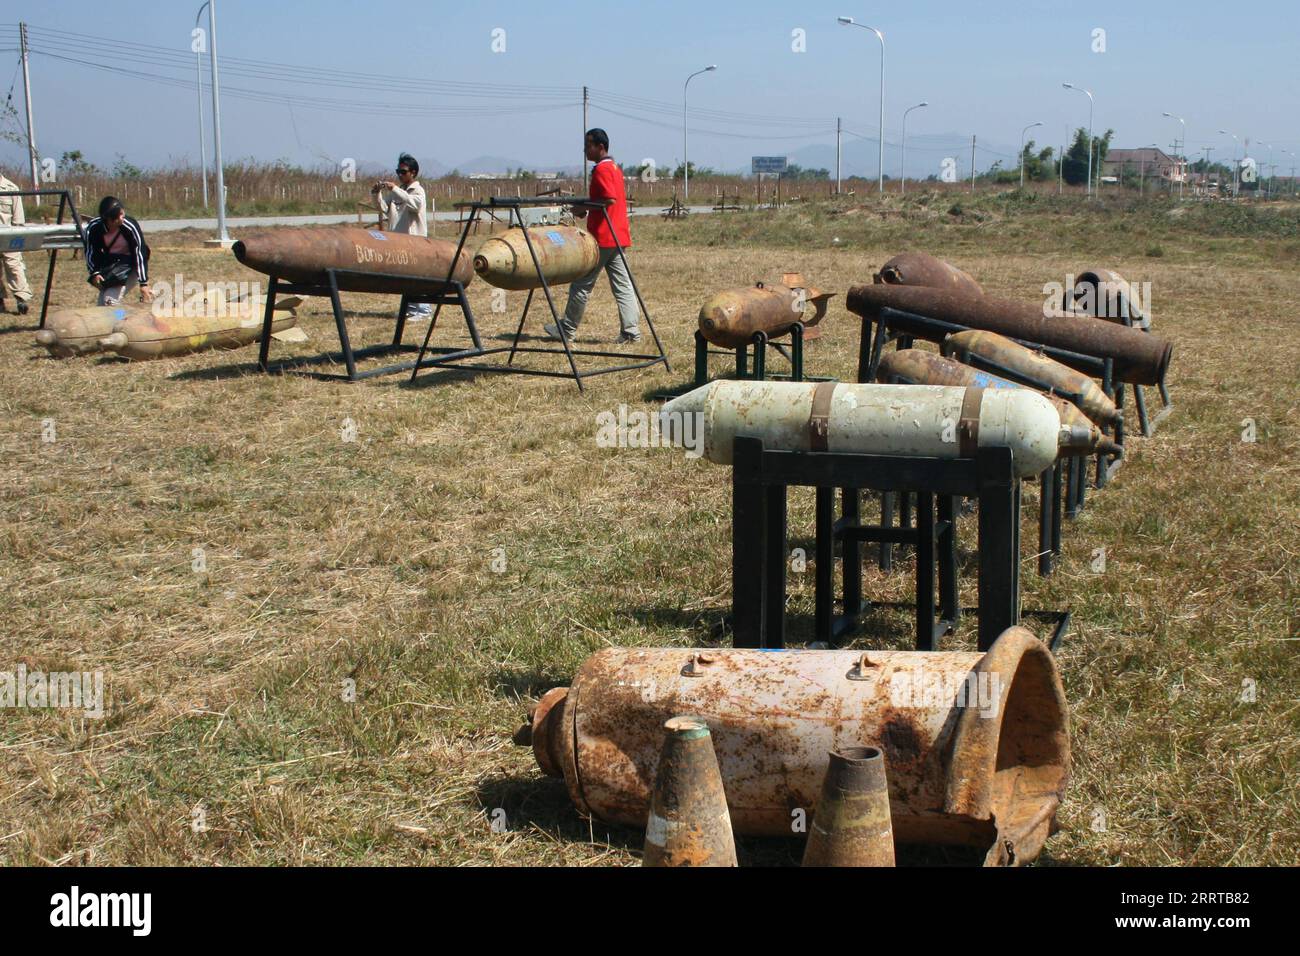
[659,380,1068,478]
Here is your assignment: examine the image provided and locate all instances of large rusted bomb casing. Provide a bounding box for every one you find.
[945,329,1121,428]
[875,251,983,298]
[472,225,600,290]
[34,306,132,358]
[846,283,1172,386]
[519,628,1070,865]
[1070,267,1148,327]
[802,747,895,867]
[660,380,1067,477]
[98,308,298,361]
[697,282,835,349]
[232,227,474,293]
[877,350,1113,456]
[642,716,738,867]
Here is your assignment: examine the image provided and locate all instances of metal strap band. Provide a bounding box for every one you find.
[808,381,837,452]
[958,386,984,458]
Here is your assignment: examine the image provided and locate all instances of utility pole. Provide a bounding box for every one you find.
[835,117,842,195]
[18,22,40,204]
[582,85,589,191]
[206,0,230,246]
[970,135,976,193]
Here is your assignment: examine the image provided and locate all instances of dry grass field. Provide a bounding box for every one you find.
[1,194,1296,866]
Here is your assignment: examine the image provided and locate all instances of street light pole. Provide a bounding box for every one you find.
[1063,83,1094,197]
[683,65,716,203]
[206,0,230,245]
[1162,112,1185,199]
[1020,121,1043,188]
[900,101,927,195]
[1219,130,1239,198]
[195,3,210,210]
[838,17,885,195]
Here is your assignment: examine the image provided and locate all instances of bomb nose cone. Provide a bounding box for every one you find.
[661,382,714,420]
[34,329,57,346]
[231,240,247,264]
[99,332,129,352]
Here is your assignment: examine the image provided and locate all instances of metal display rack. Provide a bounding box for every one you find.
[0,189,85,329]
[857,306,1153,489]
[255,268,480,382]
[731,437,1069,654]
[407,197,670,392]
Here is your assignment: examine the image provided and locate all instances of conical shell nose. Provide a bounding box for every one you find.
[34,329,57,346]
[660,382,713,420]
[642,715,737,867]
[802,746,895,867]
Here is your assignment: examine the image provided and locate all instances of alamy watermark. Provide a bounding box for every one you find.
[595,405,704,459]
[146,275,265,319]
[1,664,104,718]
[1043,274,1152,324]
[890,668,1002,718]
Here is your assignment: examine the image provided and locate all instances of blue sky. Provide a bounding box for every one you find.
[3,0,1298,177]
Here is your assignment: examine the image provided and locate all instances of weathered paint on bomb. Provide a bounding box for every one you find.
[845,283,1173,386]
[231,227,474,293]
[472,225,601,290]
[660,380,1065,477]
[518,628,1070,866]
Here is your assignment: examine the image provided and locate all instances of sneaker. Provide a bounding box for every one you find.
[16,301,29,316]
[543,323,573,341]
[614,331,642,345]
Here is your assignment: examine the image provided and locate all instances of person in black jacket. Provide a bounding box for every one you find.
[84,196,152,305]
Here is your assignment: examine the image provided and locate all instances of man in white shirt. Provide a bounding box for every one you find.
[371,153,431,320]
[0,174,33,316]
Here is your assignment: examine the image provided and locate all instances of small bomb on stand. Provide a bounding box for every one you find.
[472,225,601,290]
[943,329,1123,428]
[697,276,834,349]
[874,251,983,298]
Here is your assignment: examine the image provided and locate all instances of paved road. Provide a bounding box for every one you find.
[140,205,720,233]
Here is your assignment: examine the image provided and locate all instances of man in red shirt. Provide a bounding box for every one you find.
[546,128,641,344]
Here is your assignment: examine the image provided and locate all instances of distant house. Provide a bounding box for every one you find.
[1102,148,1187,184]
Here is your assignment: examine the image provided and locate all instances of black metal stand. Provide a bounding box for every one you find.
[0,189,84,329]
[731,437,1068,653]
[694,325,805,385]
[255,267,481,382]
[407,197,670,392]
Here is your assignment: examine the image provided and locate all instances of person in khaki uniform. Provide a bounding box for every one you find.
[0,175,33,316]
